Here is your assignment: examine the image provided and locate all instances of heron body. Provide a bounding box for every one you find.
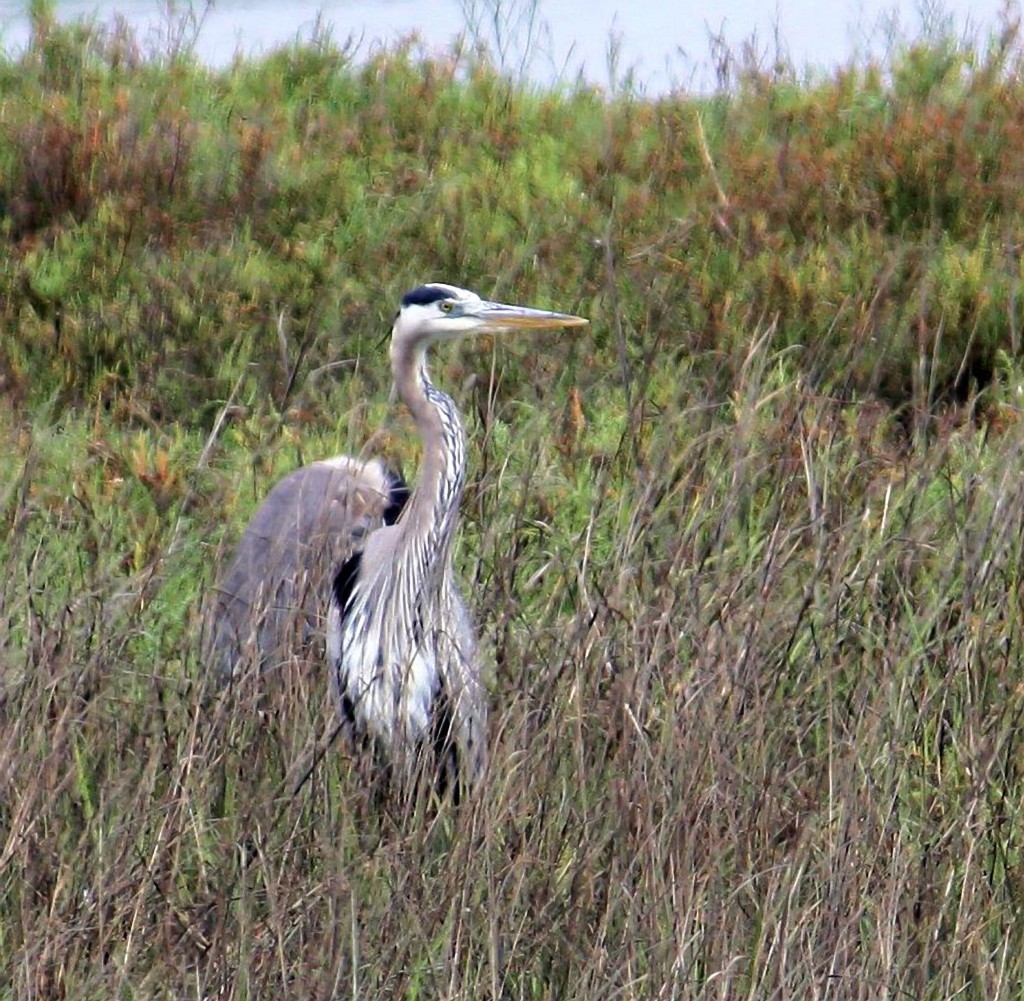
[206,282,588,789]
[206,456,409,674]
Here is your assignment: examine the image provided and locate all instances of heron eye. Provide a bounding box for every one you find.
[440,301,454,313]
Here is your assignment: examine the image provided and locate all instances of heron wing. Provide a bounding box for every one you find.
[205,456,408,679]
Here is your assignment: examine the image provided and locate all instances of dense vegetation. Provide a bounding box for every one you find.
[3,2,1024,998]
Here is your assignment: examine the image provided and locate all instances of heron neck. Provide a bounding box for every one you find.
[393,349,467,567]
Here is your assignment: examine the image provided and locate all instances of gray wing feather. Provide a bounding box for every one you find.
[205,457,395,680]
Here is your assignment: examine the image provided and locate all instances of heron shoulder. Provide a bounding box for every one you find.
[206,455,409,679]
[295,457,406,534]
[312,455,392,503]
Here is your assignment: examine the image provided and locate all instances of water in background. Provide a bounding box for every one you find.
[0,0,1010,94]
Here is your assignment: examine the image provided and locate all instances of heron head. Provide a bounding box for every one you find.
[391,283,588,356]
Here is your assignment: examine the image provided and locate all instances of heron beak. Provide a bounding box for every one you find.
[473,300,589,332]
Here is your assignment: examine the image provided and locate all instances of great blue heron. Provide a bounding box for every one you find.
[206,282,588,789]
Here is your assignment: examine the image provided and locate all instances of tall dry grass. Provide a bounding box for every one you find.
[3,341,1024,998]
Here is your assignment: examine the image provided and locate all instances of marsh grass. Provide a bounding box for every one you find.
[4,4,1024,998]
